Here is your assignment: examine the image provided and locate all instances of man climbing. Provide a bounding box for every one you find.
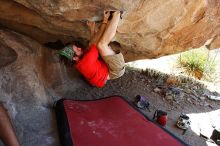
[59,11,125,88]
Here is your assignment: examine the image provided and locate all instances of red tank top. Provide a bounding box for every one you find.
[75,44,108,88]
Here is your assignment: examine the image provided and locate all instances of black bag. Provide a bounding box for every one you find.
[211,129,220,145]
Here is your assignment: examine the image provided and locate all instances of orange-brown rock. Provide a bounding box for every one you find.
[0,0,219,61]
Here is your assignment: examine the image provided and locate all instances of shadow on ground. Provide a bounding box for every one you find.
[0,28,219,146]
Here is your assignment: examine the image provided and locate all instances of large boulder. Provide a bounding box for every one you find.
[0,28,90,146]
[0,0,220,61]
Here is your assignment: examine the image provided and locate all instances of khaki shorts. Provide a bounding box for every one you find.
[102,52,125,79]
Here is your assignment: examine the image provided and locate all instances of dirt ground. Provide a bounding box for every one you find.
[1,29,219,146]
[64,68,220,146]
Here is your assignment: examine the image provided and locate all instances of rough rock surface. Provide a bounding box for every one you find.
[0,0,220,61]
[0,29,89,146]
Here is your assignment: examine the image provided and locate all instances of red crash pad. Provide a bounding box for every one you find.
[55,96,187,146]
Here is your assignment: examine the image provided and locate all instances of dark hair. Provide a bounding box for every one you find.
[71,37,88,49]
[72,41,85,49]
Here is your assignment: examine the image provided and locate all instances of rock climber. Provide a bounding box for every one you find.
[59,11,125,88]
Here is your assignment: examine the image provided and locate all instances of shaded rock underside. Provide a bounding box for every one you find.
[0,0,220,61]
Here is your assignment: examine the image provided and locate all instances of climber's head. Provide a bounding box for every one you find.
[58,40,86,63]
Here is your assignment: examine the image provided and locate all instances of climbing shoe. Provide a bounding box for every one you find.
[135,95,150,111]
[176,114,191,130]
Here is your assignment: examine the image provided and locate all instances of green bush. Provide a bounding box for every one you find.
[177,48,216,80]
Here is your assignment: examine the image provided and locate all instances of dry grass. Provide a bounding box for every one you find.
[126,65,206,88]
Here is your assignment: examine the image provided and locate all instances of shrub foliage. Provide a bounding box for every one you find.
[177,48,216,80]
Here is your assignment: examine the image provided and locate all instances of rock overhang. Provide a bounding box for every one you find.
[0,0,219,62]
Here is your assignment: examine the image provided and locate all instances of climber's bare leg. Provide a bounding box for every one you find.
[97,11,120,56]
[0,104,20,146]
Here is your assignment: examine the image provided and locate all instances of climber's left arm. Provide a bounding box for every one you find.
[88,11,110,46]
